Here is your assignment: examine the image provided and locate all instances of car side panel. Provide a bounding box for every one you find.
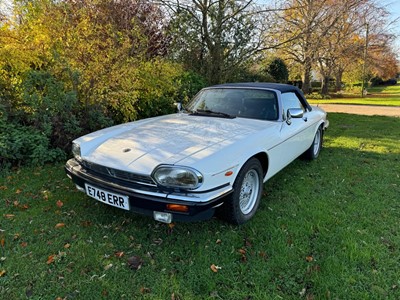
[265,111,321,180]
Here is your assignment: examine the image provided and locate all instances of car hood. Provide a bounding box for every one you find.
[80,114,276,174]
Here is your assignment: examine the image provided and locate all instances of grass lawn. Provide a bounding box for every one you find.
[308,84,400,106]
[1,113,400,299]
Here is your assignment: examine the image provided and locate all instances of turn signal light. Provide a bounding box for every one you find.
[167,204,189,212]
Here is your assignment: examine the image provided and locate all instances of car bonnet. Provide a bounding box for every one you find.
[80,114,275,174]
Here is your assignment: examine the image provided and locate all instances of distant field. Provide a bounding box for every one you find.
[308,84,400,106]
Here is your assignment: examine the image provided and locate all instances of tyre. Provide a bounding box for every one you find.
[218,158,263,225]
[303,125,323,160]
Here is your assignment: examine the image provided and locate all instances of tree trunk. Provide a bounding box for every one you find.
[335,69,343,91]
[302,59,312,94]
[321,76,329,95]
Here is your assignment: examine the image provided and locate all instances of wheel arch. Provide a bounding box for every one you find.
[252,152,269,178]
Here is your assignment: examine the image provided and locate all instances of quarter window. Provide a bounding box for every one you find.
[281,92,305,115]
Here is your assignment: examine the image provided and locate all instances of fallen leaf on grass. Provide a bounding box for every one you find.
[4,214,15,219]
[127,256,143,270]
[20,204,29,210]
[306,256,314,262]
[0,186,7,190]
[64,243,71,249]
[55,223,66,228]
[210,264,221,273]
[216,239,222,244]
[56,200,64,208]
[47,255,56,264]
[20,242,28,248]
[115,251,124,258]
[15,189,22,194]
[81,221,92,227]
[238,248,246,255]
[104,263,113,270]
[0,270,6,277]
[258,251,268,260]
[0,238,4,247]
[140,287,151,294]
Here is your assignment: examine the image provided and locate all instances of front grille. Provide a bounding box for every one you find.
[81,160,156,186]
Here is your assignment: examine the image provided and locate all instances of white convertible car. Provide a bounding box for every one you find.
[65,83,329,224]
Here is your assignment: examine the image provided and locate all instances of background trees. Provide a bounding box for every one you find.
[268,0,397,94]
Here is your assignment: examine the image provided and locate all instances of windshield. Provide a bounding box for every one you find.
[187,88,278,121]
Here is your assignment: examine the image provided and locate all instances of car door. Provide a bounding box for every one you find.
[266,92,315,179]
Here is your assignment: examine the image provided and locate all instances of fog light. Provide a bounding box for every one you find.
[153,211,172,223]
[167,204,189,213]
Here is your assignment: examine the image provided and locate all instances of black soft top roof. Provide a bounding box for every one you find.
[209,82,311,111]
[212,82,301,93]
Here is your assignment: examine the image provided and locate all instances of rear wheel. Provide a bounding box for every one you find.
[303,126,323,160]
[218,158,263,225]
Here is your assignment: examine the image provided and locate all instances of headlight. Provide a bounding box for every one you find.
[71,142,82,161]
[152,165,203,190]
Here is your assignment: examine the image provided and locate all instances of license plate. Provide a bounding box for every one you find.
[85,184,130,211]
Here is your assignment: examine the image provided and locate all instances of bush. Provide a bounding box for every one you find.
[306,93,331,99]
[0,116,65,168]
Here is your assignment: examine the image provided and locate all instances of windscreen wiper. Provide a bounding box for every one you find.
[190,109,236,119]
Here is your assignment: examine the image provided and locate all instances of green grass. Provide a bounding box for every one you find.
[308,84,400,106]
[1,113,400,299]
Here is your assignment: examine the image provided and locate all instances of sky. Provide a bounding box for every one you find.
[384,0,400,52]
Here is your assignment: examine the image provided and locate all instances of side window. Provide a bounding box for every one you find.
[281,92,304,115]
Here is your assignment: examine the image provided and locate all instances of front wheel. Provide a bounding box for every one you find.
[303,125,323,160]
[218,158,263,225]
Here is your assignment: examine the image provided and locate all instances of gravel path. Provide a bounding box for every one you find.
[315,104,400,117]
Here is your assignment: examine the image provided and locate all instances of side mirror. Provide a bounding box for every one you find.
[175,102,183,112]
[286,108,304,125]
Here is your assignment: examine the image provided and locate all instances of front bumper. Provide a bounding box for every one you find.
[65,159,232,222]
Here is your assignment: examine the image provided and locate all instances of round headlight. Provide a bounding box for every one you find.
[71,142,82,161]
[152,165,203,190]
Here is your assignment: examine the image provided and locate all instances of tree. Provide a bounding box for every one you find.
[165,0,265,84]
[267,57,288,83]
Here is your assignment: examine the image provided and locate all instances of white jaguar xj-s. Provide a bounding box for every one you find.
[65,83,329,224]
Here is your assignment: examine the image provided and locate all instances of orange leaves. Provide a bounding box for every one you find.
[210,264,221,273]
[46,252,66,265]
[55,223,66,228]
[115,251,124,258]
[13,201,29,210]
[56,200,64,208]
[47,254,56,265]
[0,270,6,277]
